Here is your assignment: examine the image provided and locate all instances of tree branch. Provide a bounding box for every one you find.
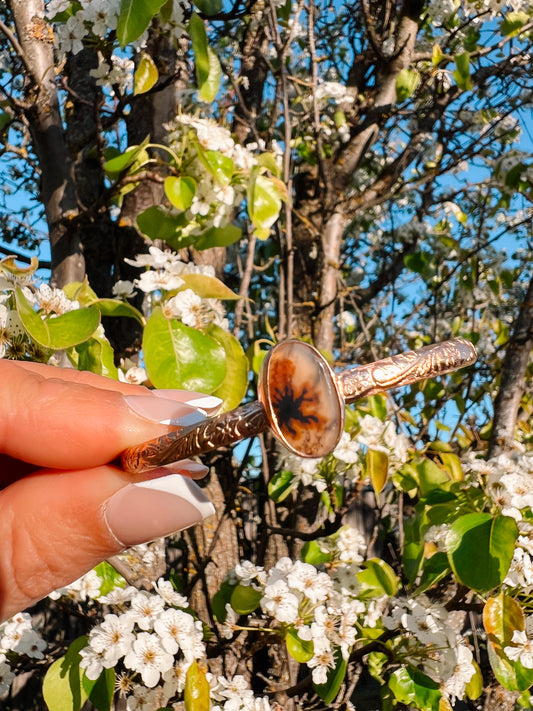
[488,274,533,457]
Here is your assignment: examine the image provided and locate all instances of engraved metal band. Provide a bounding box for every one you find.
[120,337,477,474]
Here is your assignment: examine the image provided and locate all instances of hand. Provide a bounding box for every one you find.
[0,360,219,621]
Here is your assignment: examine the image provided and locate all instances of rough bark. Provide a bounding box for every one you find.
[64,49,116,298]
[488,274,533,457]
[8,0,84,286]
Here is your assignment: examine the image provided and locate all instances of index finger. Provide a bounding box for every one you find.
[0,361,216,470]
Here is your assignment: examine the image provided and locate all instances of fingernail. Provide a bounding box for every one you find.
[164,460,209,480]
[154,391,223,415]
[104,472,215,547]
[124,395,207,426]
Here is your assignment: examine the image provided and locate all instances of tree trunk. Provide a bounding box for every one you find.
[488,274,533,457]
[8,0,84,286]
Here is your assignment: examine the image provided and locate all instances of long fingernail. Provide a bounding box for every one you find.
[103,472,215,547]
[124,395,206,426]
[154,391,223,415]
[165,461,210,479]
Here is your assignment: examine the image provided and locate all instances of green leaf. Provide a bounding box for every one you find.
[388,666,441,711]
[416,552,451,593]
[83,668,115,711]
[301,539,333,566]
[42,636,89,711]
[184,661,210,711]
[501,10,530,36]
[194,224,243,250]
[134,52,159,94]
[164,176,197,210]
[0,255,39,278]
[483,591,526,691]
[395,68,420,102]
[206,323,248,411]
[94,561,126,597]
[92,298,145,325]
[143,307,226,391]
[62,278,98,305]
[198,46,221,102]
[212,580,237,622]
[137,206,187,242]
[230,584,262,614]
[247,173,282,238]
[205,150,234,186]
[453,51,473,91]
[104,142,149,179]
[368,394,387,420]
[465,659,483,700]
[75,335,119,379]
[486,641,521,692]
[402,457,451,497]
[180,273,240,300]
[438,451,463,481]
[313,649,347,704]
[256,151,281,177]
[189,13,209,88]
[432,44,444,67]
[357,558,399,598]
[268,469,297,502]
[367,448,389,495]
[117,0,167,46]
[285,628,314,663]
[15,288,100,349]
[446,513,518,592]
[192,0,222,15]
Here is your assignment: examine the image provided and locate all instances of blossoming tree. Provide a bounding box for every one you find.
[1,0,533,709]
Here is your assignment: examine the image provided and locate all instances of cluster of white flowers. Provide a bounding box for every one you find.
[125,245,229,329]
[0,613,47,696]
[65,579,268,710]
[384,596,476,703]
[427,0,532,22]
[0,265,82,360]
[230,555,378,685]
[279,415,409,495]
[45,0,188,97]
[90,54,135,95]
[210,675,272,711]
[165,114,266,236]
[468,452,533,521]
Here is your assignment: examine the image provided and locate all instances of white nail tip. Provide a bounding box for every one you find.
[134,475,215,519]
[160,411,206,427]
[185,395,223,411]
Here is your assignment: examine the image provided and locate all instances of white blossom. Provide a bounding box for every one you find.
[123,632,174,687]
[260,579,299,624]
[128,592,166,631]
[505,629,533,668]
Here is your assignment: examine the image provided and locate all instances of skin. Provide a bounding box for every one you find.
[0,360,209,621]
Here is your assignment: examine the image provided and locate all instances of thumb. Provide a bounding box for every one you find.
[0,464,215,621]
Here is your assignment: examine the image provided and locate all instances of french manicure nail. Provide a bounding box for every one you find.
[165,460,210,479]
[154,390,223,415]
[124,394,206,426]
[104,473,215,547]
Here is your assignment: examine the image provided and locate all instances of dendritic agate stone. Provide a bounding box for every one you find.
[259,340,344,458]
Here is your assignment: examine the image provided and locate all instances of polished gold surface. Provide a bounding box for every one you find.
[120,337,477,474]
